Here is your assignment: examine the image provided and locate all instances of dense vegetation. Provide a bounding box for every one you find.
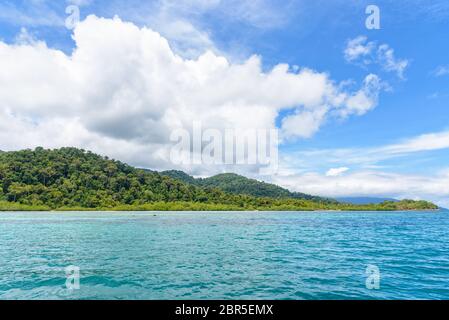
[161,170,334,202]
[0,148,439,211]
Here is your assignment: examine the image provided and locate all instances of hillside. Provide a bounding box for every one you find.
[161,170,199,186]
[0,148,439,211]
[161,171,334,203]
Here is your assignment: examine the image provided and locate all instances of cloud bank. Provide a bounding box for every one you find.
[274,129,449,207]
[273,169,449,208]
[0,15,380,170]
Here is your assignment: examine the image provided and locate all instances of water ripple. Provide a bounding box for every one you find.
[0,211,448,300]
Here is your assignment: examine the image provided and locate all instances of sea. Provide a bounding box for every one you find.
[0,210,448,300]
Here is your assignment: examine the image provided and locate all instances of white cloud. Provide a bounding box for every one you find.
[245,127,449,205]
[281,107,328,139]
[326,167,349,177]
[344,36,374,62]
[266,128,449,206]
[432,65,449,77]
[341,74,382,117]
[0,15,381,170]
[344,36,409,79]
[286,129,449,172]
[272,169,449,208]
[381,130,449,154]
[377,44,409,79]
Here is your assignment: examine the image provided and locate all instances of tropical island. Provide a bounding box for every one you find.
[0,148,439,212]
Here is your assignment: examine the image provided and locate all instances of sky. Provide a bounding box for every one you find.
[0,0,449,206]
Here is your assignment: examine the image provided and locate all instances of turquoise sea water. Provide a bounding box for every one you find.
[0,210,448,300]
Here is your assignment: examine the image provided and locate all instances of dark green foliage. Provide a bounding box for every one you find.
[161,170,200,186]
[0,148,439,211]
[0,147,212,208]
[161,172,336,203]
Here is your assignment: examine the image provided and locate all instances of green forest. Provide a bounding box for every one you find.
[0,148,439,211]
[161,170,333,202]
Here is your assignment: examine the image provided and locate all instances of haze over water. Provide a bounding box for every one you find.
[1,211,448,300]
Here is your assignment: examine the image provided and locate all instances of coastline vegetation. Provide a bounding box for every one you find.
[0,200,439,212]
[0,148,439,212]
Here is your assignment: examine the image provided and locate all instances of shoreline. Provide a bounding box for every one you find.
[0,208,443,213]
[1,199,441,213]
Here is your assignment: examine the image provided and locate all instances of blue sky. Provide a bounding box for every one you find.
[1,0,449,205]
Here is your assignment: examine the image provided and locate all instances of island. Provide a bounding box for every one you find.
[0,148,439,212]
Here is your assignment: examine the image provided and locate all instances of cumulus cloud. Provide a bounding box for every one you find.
[281,107,328,139]
[0,15,381,171]
[344,36,409,79]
